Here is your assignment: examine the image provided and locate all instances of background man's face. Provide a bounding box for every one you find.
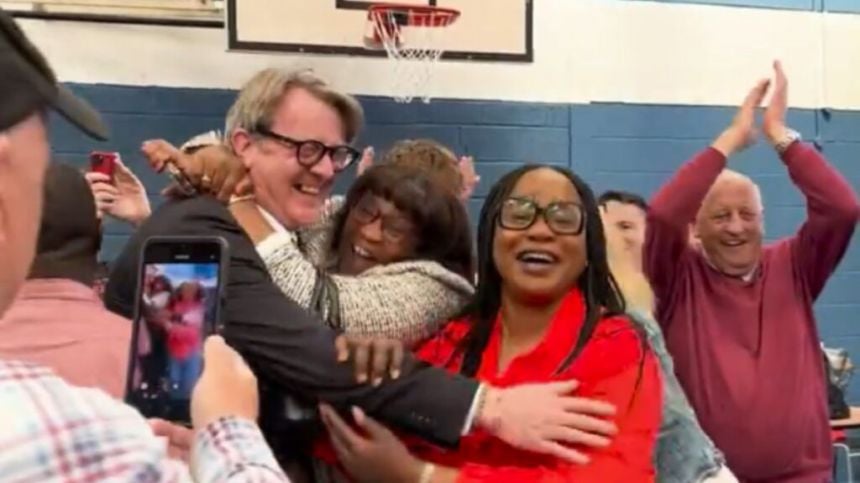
[601,200,647,260]
[693,179,763,277]
[0,113,50,315]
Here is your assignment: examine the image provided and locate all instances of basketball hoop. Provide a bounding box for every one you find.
[365,4,459,103]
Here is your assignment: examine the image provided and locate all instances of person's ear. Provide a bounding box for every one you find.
[230,130,255,169]
[690,221,702,245]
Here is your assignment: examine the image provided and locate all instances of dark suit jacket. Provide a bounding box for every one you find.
[105,196,477,447]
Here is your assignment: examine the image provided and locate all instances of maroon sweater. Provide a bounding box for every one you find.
[645,141,860,482]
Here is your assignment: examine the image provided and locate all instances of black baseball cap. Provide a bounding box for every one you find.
[0,8,107,139]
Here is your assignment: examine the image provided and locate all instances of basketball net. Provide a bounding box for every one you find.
[367,7,457,104]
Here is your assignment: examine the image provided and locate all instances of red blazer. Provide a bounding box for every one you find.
[318,288,662,482]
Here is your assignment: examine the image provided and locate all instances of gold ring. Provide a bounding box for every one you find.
[201,174,212,186]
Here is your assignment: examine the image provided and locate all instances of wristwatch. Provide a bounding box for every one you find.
[773,128,801,154]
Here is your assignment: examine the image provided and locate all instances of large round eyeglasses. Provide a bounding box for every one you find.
[255,126,360,172]
[498,197,585,235]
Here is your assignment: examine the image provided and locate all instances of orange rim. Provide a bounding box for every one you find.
[368,3,460,28]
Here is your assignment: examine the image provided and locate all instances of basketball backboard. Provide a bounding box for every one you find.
[227,0,533,62]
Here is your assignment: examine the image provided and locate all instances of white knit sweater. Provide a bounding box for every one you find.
[257,197,474,345]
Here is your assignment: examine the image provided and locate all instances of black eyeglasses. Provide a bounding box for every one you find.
[352,195,414,243]
[498,197,585,235]
[254,126,361,172]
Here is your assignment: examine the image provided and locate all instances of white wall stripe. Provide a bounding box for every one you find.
[17,0,860,108]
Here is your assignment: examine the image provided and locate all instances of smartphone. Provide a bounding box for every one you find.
[89,151,118,181]
[124,236,228,425]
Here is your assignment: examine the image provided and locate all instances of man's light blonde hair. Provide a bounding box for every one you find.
[225,68,364,145]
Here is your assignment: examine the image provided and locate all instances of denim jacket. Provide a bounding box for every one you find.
[628,310,725,483]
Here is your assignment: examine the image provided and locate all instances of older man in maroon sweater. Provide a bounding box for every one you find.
[645,61,860,482]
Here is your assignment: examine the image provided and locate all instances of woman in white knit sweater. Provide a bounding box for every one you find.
[145,136,476,345]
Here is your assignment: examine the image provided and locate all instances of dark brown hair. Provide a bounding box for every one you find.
[330,163,474,280]
[598,190,648,211]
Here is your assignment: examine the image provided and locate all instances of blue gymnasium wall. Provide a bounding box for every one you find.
[51,83,860,398]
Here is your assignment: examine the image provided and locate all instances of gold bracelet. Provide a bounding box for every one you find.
[418,462,436,483]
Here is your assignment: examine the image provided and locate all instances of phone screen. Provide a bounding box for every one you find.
[125,237,225,424]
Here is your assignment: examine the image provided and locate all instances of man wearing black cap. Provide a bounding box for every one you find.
[0,7,288,481]
[0,163,132,398]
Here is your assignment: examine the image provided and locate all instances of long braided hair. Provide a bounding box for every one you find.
[458,164,628,376]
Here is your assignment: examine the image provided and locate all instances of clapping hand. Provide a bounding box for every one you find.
[711,78,770,158]
[712,60,791,157]
[763,60,788,145]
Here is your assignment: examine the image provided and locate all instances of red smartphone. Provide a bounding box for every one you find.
[89,151,118,182]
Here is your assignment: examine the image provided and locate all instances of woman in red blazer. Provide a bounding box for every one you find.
[319,164,662,483]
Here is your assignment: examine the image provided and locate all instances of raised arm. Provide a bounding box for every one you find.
[778,142,859,298]
[645,147,725,301]
[760,62,860,299]
[645,78,771,309]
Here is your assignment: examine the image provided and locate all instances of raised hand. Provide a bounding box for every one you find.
[85,156,151,226]
[140,139,198,199]
[140,139,184,173]
[763,60,788,144]
[478,381,618,464]
[711,77,771,158]
[141,139,250,202]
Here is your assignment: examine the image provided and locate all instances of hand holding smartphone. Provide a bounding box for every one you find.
[125,236,228,425]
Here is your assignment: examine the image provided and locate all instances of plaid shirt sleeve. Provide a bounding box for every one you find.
[190,417,289,482]
[0,360,288,483]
